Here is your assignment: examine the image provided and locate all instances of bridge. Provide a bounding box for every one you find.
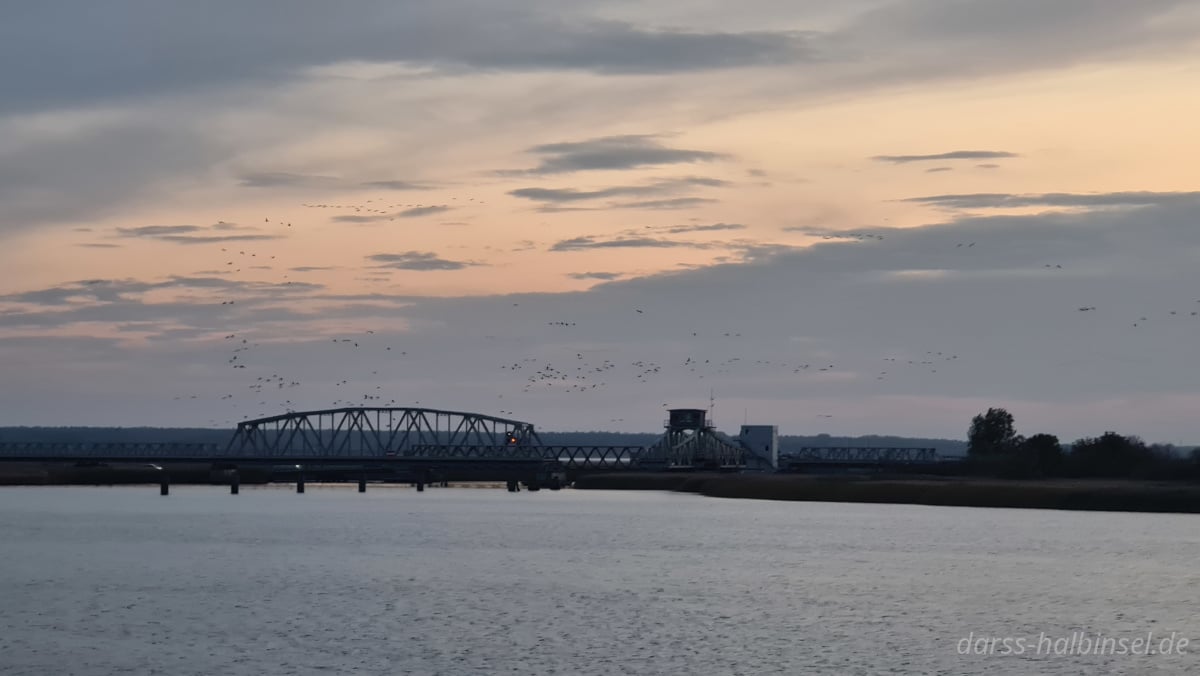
[0,406,947,490]
[0,407,672,491]
[782,446,940,466]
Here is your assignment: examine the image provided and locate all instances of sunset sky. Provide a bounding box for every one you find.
[2,1,1199,442]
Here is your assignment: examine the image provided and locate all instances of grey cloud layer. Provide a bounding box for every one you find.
[904,191,1200,209]
[3,0,1190,117]
[873,150,1018,163]
[511,179,718,202]
[510,174,728,212]
[367,251,478,270]
[0,4,815,115]
[4,1,1193,234]
[510,135,729,174]
[114,222,281,244]
[550,236,716,251]
[333,205,452,223]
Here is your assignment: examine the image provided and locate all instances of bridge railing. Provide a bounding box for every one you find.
[0,442,223,457]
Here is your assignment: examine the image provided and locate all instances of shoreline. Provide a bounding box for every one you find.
[573,473,1200,514]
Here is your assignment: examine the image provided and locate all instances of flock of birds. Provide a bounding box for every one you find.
[156,198,1200,430]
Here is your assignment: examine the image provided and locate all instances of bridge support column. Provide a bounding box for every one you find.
[297,475,305,494]
[506,480,519,492]
[358,476,367,493]
[160,475,170,496]
[416,481,424,492]
[230,471,240,495]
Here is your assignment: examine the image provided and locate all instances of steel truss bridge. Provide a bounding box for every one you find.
[781,446,939,468]
[0,408,946,483]
[0,408,659,485]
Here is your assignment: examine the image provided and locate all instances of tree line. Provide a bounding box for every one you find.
[966,408,1200,480]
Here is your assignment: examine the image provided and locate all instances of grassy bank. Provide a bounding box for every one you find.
[573,473,1200,513]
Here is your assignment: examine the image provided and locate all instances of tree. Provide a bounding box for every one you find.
[968,408,1019,457]
[1010,433,1064,478]
[1068,431,1155,477]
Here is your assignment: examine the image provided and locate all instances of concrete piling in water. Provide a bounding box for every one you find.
[416,482,424,492]
[160,476,170,496]
[358,476,367,493]
[297,475,305,494]
[230,471,240,495]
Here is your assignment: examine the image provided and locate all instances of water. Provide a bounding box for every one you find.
[1,485,1197,675]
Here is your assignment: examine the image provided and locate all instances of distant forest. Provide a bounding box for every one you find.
[0,427,969,456]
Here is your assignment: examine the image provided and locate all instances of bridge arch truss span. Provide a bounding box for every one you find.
[226,407,542,457]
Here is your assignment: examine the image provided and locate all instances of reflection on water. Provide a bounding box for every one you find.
[0,485,1197,675]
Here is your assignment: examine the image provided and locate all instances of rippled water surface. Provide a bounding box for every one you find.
[1,485,1198,675]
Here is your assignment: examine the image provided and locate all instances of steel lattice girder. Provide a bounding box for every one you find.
[645,429,745,468]
[546,445,645,469]
[225,407,542,457]
[785,447,938,464]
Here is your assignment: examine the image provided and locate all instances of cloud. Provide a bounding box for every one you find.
[663,222,746,234]
[0,113,227,231]
[360,180,430,190]
[113,223,283,245]
[549,236,715,252]
[5,195,1200,438]
[608,197,718,210]
[6,1,1188,121]
[511,176,728,213]
[512,186,661,203]
[925,167,952,173]
[240,174,433,193]
[237,172,340,188]
[156,234,281,244]
[398,205,451,218]
[838,0,1199,93]
[337,205,453,222]
[567,271,623,280]
[116,225,202,237]
[0,275,320,311]
[904,190,1200,210]
[0,7,818,116]
[508,135,729,174]
[872,150,1019,164]
[367,251,477,270]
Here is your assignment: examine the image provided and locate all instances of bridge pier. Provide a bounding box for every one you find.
[358,476,367,493]
[416,481,424,492]
[506,480,519,492]
[296,474,305,494]
[159,475,170,496]
[230,470,240,495]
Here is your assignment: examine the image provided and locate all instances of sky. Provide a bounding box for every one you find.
[1,1,1199,442]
